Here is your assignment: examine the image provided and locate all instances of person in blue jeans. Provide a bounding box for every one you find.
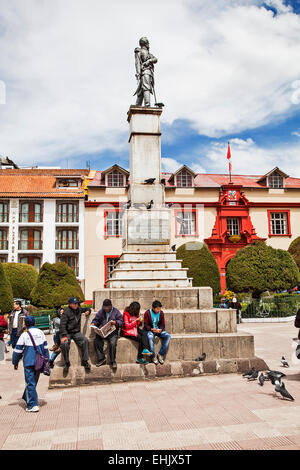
[49,308,64,368]
[12,316,49,412]
[143,300,171,365]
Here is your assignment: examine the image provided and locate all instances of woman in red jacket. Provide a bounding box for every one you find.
[122,302,152,365]
[0,310,8,362]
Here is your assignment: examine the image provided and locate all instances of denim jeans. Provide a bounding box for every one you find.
[147,330,171,357]
[22,366,40,409]
[11,329,19,349]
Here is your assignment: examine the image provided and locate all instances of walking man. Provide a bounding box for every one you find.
[91,299,123,369]
[8,301,28,348]
[144,300,171,365]
[12,316,49,412]
[59,297,91,374]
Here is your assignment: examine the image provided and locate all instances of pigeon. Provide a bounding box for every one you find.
[166,203,173,208]
[274,379,282,397]
[161,178,166,185]
[267,370,286,381]
[144,178,156,184]
[270,375,282,386]
[258,373,265,386]
[171,245,176,252]
[195,353,206,362]
[242,367,255,377]
[146,200,154,210]
[247,369,259,381]
[281,356,289,368]
[278,382,294,401]
[155,102,165,108]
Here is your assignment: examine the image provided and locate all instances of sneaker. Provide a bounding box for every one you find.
[111,362,117,370]
[81,361,91,371]
[26,406,39,412]
[49,360,54,369]
[96,359,106,367]
[157,354,164,365]
[152,357,158,365]
[63,362,70,374]
[142,349,152,356]
[136,358,149,365]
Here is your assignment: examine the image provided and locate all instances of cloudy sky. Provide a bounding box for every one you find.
[1,0,300,176]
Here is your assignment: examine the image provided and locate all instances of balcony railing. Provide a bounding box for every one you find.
[18,240,43,250]
[19,214,43,223]
[55,240,79,250]
[56,213,79,223]
[0,240,8,250]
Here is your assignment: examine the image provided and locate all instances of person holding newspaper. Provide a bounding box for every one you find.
[91,299,123,369]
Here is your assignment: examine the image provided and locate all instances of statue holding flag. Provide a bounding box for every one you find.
[133,37,157,107]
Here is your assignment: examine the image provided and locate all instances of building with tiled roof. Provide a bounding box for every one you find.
[0,168,90,284]
[84,164,300,297]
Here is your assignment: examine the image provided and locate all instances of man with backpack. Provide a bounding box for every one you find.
[12,316,49,412]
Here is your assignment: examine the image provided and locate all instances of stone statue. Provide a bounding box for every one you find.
[134,37,157,107]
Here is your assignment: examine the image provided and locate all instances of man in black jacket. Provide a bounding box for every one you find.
[59,297,91,373]
[295,308,300,360]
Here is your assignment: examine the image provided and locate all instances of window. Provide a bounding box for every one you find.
[57,255,79,276]
[0,230,8,250]
[227,218,240,236]
[57,179,80,188]
[175,211,196,236]
[19,256,41,272]
[104,256,120,287]
[105,211,123,237]
[19,229,42,250]
[176,170,193,188]
[269,174,283,188]
[0,256,7,263]
[56,230,78,249]
[19,202,43,223]
[56,203,78,223]
[269,212,290,236]
[107,170,124,187]
[0,201,9,223]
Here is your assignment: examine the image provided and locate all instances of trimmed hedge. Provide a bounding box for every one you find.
[226,242,300,296]
[30,262,84,309]
[176,242,221,294]
[288,236,300,271]
[0,263,14,314]
[3,263,38,301]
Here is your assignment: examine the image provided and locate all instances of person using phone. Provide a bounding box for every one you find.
[121,302,152,365]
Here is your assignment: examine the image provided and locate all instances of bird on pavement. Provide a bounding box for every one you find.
[281,356,289,368]
[278,382,294,401]
[274,379,282,397]
[258,373,265,386]
[242,367,255,377]
[267,370,286,382]
[195,353,206,362]
[146,200,154,210]
[247,369,259,381]
[171,244,176,251]
[144,178,156,184]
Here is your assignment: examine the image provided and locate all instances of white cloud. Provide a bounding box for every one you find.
[162,158,182,173]
[0,0,300,164]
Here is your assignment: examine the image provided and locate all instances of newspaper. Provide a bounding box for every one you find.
[91,321,116,338]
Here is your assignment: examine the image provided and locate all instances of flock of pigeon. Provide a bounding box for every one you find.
[242,356,295,401]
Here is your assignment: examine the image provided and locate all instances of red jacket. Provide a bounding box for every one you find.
[122,311,141,337]
[143,309,165,332]
[0,315,8,340]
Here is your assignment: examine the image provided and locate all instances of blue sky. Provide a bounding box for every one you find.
[1,0,300,177]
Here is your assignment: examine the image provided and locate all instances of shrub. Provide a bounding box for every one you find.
[288,237,300,271]
[3,263,38,301]
[30,262,84,309]
[226,242,300,296]
[176,242,221,294]
[0,263,14,314]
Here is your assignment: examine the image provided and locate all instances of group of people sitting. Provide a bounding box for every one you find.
[49,297,171,373]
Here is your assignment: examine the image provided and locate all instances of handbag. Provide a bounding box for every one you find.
[27,329,50,376]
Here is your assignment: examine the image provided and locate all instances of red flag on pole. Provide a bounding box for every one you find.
[227,142,231,160]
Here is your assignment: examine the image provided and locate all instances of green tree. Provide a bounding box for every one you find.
[288,236,300,271]
[30,262,84,308]
[3,263,38,300]
[0,263,14,313]
[176,242,221,294]
[226,242,300,296]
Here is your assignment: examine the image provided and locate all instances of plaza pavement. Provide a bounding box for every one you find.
[0,321,300,450]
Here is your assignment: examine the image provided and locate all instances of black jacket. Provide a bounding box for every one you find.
[59,306,91,337]
[295,308,300,339]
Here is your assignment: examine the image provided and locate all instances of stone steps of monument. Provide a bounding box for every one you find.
[106,278,192,288]
[110,268,189,280]
[121,252,178,261]
[163,308,236,334]
[115,259,184,270]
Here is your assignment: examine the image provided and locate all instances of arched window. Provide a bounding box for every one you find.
[0,230,8,250]
[0,201,9,223]
[20,202,43,223]
[19,229,42,250]
[57,230,78,250]
[56,202,78,223]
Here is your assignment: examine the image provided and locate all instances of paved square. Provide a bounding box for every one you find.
[0,321,299,450]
